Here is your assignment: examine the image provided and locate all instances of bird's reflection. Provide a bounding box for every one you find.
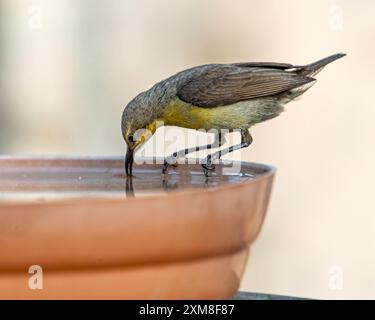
[125,176,134,197]
[162,176,179,190]
[124,175,180,197]
[124,171,219,198]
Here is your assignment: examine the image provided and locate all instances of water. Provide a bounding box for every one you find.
[0,158,272,202]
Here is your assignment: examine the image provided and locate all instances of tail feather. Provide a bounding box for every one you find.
[294,53,346,76]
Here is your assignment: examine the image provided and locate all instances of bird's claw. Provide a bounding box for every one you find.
[162,161,169,175]
[162,157,178,175]
[201,155,215,177]
[202,163,215,177]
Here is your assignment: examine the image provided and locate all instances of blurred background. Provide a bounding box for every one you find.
[0,0,374,299]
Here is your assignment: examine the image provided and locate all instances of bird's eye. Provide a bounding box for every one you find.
[128,135,134,143]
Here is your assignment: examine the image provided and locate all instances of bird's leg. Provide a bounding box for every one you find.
[201,130,253,177]
[162,133,225,174]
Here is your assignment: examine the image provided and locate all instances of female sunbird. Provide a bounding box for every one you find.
[122,53,345,176]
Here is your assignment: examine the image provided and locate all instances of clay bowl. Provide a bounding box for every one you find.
[0,157,275,299]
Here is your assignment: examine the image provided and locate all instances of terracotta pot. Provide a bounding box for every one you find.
[0,157,274,299]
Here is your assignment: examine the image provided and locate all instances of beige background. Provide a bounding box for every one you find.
[0,0,374,299]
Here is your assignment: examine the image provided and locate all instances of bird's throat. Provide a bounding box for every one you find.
[161,97,213,130]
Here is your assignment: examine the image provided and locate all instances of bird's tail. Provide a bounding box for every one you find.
[295,53,346,77]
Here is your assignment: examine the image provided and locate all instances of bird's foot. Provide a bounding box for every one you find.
[202,163,215,177]
[162,156,178,175]
[201,156,215,177]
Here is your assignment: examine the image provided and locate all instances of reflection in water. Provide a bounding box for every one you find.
[0,162,267,202]
[124,172,230,198]
[162,176,179,191]
[124,174,195,197]
[125,177,134,197]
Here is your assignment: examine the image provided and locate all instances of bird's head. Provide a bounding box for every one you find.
[121,102,156,176]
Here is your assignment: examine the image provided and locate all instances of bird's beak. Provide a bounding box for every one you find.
[125,147,134,176]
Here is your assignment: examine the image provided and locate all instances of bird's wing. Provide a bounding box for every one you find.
[177,64,314,108]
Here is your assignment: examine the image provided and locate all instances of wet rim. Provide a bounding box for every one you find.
[0,156,276,208]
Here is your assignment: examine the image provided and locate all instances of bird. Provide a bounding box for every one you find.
[122,53,345,177]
